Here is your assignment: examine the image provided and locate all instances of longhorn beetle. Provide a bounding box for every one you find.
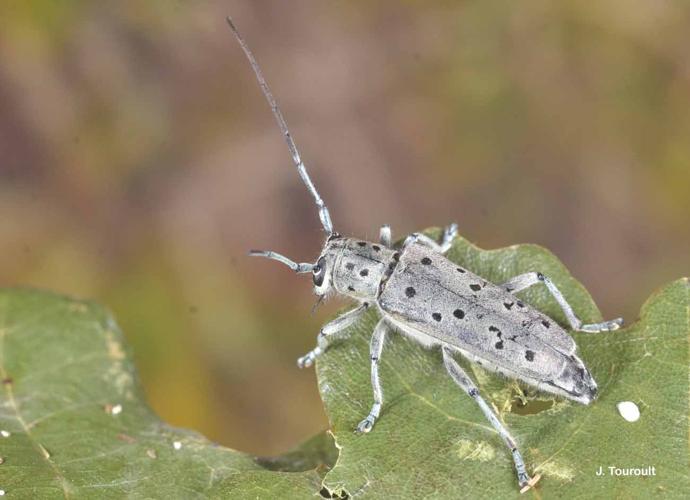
[227,17,623,492]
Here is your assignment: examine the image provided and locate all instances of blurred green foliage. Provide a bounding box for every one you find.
[0,1,688,455]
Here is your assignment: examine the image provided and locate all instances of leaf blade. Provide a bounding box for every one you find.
[0,288,324,499]
[318,235,689,498]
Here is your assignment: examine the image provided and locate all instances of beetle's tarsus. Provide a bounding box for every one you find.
[579,317,624,333]
[355,415,376,433]
[519,474,541,494]
[297,351,316,368]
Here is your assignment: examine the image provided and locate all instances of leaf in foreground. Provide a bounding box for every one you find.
[0,289,330,498]
[317,234,689,498]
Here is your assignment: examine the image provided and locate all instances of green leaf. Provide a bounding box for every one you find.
[0,289,331,499]
[1,232,687,499]
[317,233,689,498]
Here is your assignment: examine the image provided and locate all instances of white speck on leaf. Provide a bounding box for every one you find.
[173,441,182,450]
[617,401,640,422]
[111,404,122,415]
[0,431,9,438]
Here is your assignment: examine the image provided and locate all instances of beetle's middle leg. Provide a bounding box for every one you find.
[406,223,458,254]
[500,272,623,332]
[442,346,539,492]
[356,318,387,433]
[297,302,370,368]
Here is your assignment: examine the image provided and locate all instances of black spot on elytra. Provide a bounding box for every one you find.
[348,286,355,292]
[525,350,535,362]
[345,262,355,271]
[357,241,366,247]
[432,312,442,322]
[541,320,550,328]
[470,284,482,292]
[456,267,466,273]
[388,262,396,272]
[372,245,381,252]
[405,286,416,298]
[360,269,369,277]
[453,309,465,319]
[421,257,432,265]
[489,326,500,334]
[495,340,504,350]
[504,302,514,310]
[516,300,525,308]
[392,252,400,261]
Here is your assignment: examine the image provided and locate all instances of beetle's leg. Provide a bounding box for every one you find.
[379,224,392,248]
[499,272,623,332]
[406,223,458,254]
[297,302,370,368]
[442,347,539,492]
[441,222,459,250]
[356,318,387,433]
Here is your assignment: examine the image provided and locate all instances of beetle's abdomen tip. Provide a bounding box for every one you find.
[582,386,598,405]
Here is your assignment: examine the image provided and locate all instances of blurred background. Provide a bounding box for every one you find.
[0,0,688,456]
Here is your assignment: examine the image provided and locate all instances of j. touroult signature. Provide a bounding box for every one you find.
[596,466,656,477]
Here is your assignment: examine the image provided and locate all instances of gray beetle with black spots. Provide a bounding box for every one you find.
[228,17,623,493]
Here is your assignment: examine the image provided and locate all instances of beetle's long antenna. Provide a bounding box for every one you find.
[227,17,334,235]
[249,249,315,273]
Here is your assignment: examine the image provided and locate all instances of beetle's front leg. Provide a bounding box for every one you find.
[297,302,370,368]
[500,272,623,332]
[356,318,387,433]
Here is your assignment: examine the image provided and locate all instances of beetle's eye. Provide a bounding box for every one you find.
[313,256,326,287]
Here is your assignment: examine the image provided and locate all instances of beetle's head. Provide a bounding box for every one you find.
[249,233,341,297]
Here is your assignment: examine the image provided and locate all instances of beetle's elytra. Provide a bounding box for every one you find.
[228,17,623,492]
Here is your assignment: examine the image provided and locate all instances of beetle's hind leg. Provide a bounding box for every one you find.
[297,302,369,368]
[500,272,623,333]
[406,223,458,254]
[356,318,387,433]
[442,347,540,492]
